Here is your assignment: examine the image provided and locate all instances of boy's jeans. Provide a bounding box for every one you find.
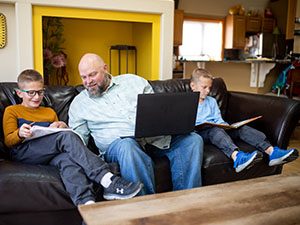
[105,132,203,195]
[11,131,110,205]
[197,125,271,158]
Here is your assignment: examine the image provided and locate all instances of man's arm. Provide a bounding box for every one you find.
[68,101,90,145]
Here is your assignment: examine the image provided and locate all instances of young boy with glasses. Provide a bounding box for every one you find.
[3,69,142,205]
[191,68,298,173]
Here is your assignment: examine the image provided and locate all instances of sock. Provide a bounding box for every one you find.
[232,150,239,161]
[84,200,95,205]
[100,172,114,188]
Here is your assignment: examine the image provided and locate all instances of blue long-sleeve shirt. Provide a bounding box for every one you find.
[195,96,227,126]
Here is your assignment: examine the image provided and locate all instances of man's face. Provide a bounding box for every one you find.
[79,63,110,97]
[190,76,213,100]
[16,81,44,109]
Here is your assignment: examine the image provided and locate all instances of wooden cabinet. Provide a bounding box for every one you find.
[286,0,297,39]
[269,0,297,39]
[246,16,262,33]
[293,2,300,53]
[174,9,184,46]
[262,18,275,33]
[225,15,246,49]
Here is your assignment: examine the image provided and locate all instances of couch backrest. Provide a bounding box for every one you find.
[0,77,228,156]
[149,77,228,116]
[75,77,229,115]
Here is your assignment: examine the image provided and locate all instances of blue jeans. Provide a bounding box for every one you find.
[11,131,110,205]
[197,125,271,158]
[104,132,203,195]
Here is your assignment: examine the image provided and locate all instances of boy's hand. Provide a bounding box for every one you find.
[49,121,68,128]
[18,123,33,139]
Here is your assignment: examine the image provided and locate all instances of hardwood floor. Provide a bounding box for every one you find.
[282,126,300,175]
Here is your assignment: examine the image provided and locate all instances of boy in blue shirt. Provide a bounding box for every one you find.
[191,68,298,172]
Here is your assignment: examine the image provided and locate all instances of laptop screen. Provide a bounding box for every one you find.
[134,92,199,138]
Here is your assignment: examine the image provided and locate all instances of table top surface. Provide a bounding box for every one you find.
[79,173,300,225]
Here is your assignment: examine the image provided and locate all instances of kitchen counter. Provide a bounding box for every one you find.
[174,60,291,94]
[177,58,291,64]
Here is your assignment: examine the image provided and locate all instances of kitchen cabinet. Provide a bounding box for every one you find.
[246,16,261,33]
[286,0,297,39]
[269,0,297,39]
[293,2,300,53]
[225,15,246,49]
[174,9,184,46]
[262,18,275,33]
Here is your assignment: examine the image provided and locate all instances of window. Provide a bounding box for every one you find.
[179,18,223,61]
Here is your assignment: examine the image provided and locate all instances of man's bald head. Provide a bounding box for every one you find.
[77,53,111,97]
[78,53,105,72]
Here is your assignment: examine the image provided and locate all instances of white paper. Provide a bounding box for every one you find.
[24,125,74,141]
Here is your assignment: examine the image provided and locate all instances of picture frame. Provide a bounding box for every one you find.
[0,13,7,48]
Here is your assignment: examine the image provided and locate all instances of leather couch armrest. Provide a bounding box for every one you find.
[225,91,300,148]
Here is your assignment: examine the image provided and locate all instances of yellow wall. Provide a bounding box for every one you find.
[32,6,160,85]
[133,23,153,80]
[62,18,136,85]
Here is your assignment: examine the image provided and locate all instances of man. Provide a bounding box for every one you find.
[69,53,203,194]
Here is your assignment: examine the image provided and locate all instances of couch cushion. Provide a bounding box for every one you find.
[202,141,281,185]
[0,160,75,213]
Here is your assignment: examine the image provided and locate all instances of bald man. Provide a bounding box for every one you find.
[69,53,204,195]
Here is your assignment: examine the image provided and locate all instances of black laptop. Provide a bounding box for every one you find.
[133,92,199,138]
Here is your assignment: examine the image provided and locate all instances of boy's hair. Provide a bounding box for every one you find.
[17,69,44,88]
[191,68,213,83]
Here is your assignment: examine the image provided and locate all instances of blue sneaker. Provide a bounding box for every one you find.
[234,151,260,173]
[269,147,299,166]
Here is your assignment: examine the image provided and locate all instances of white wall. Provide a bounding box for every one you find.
[179,0,269,17]
[0,3,17,81]
[0,0,174,81]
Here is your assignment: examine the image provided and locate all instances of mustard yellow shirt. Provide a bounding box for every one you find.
[3,105,58,148]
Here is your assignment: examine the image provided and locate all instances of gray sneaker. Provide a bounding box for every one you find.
[103,176,143,200]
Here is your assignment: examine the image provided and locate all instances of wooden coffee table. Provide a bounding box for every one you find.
[79,173,300,225]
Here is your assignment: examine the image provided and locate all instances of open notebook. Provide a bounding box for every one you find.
[195,116,262,130]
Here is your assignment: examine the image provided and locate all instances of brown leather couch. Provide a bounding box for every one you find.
[1,78,300,225]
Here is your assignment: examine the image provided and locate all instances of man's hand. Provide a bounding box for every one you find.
[18,123,33,139]
[49,121,68,128]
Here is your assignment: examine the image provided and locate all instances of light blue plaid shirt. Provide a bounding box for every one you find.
[69,74,168,154]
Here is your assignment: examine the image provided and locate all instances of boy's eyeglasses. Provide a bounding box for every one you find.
[19,89,45,97]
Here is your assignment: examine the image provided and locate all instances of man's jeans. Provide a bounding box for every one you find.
[11,131,110,205]
[197,125,271,158]
[104,132,203,195]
